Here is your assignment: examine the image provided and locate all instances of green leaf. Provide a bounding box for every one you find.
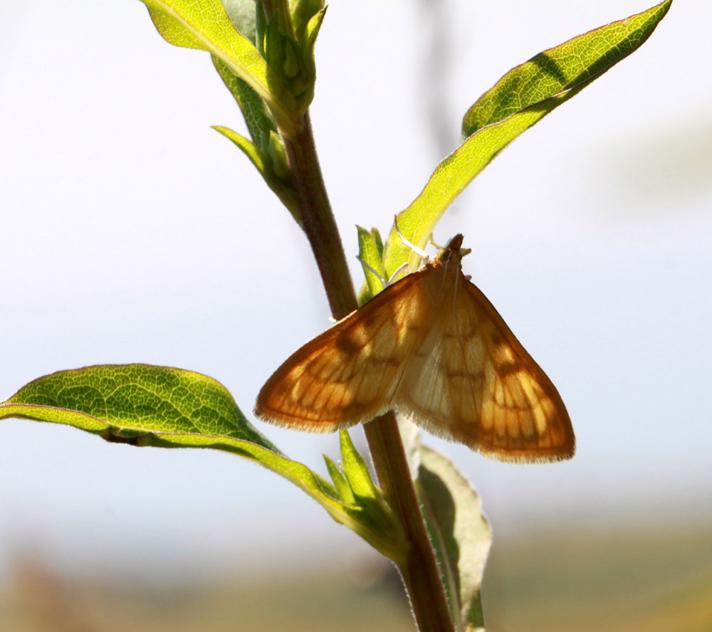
[138,0,294,132]
[220,0,257,42]
[213,125,300,222]
[260,1,324,113]
[462,0,672,135]
[323,455,355,504]
[289,0,326,107]
[305,6,327,52]
[339,430,378,499]
[334,431,407,564]
[209,25,303,222]
[291,0,324,40]
[0,365,406,564]
[212,55,274,153]
[0,363,274,448]
[396,415,421,480]
[418,446,492,631]
[370,227,384,260]
[357,225,387,299]
[382,0,672,277]
[213,125,264,171]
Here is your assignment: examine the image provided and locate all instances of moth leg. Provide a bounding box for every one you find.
[357,255,388,289]
[386,262,408,286]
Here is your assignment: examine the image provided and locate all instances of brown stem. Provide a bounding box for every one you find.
[364,412,454,632]
[282,114,356,319]
[282,112,454,632]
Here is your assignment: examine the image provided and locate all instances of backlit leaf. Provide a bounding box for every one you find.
[213,124,300,221]
[382,0,672,277]
[0,364,405,563]
[357,225,387,300]
[138,0,294,131]
[418,446,492,630]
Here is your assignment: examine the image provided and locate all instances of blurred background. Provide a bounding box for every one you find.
[1,0,710,630]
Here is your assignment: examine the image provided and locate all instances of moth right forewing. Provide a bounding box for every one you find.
[393,269,575,462]
[256,269,430,428]
[462,280,575,461]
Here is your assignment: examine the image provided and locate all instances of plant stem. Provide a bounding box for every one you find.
[282,115,355,320]
[282,112,454,632]
[364,412,455,632]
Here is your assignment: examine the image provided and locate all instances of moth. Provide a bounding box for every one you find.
[255,235,575,462]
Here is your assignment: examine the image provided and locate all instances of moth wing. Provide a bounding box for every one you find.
[255,271,429,431]
[395,272,575,462]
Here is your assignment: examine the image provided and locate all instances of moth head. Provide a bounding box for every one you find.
[436,234,472,267]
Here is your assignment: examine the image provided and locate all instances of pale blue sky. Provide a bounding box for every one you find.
[1,0,710,579]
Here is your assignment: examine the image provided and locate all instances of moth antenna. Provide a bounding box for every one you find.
[356,256,388,289]
[429,234,446,250]
[394,215,429,258]
[387,262,409,285]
